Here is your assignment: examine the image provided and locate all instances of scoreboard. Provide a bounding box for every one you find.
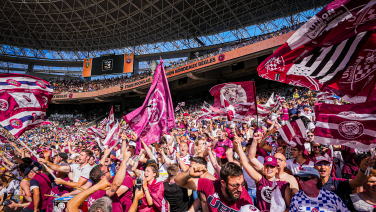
[82,53,134,77]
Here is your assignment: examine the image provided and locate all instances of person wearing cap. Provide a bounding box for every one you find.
[314,155,374,204]
[234,135,291,211]
[22,165,53,212]
[289,167,349,212]
[247,133,300,196]
[286,144,314,175]
[38,149,93,190]
[55,152,68,164]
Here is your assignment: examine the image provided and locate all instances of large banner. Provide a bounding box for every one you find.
[82,53,134,77]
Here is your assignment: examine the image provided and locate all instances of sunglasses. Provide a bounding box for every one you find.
[315,163,330,167]
[226,181,246,189]
[307,135,314,138]
[297,176,315,182]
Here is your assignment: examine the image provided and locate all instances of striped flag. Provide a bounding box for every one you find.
[314,101,376,150]
[278,119,308,147]
[0,74,53,138]
[257,0,376,103]
[103,122,120,149]
[175,105,180,112]
[88,126,105,139]
[178,102,185,106]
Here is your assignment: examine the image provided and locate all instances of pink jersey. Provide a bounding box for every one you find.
[281,108,289,121]
[197,178,254,212]
[256,176,289,211]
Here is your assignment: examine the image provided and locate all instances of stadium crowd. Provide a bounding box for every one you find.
[50,22,305,95]
[0,85,373,212]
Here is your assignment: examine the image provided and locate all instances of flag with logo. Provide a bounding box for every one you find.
[178,102,185,106]
[278,119,308,147]
[314,101,376,150]
[0,135,8,144]
[0,74,53,138]
[257,0,376,103]
[108,106,115,129]
[123,59,175,147]
[221,93,235,122]
[210,81,257,121]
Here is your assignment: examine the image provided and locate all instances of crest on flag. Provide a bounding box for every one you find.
[148,89,165,125]
[0,74,53,138]
[258,0,376,102]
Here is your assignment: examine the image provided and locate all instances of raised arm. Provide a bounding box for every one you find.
[106,150,131,197]
[67,179,111,212]
[38,158,71,172]
[175,164,206,191]
[233,135,262,183]
[349,157,375,188]
[248,133,264,172]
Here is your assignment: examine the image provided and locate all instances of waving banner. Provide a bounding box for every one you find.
[257,0,376,103]
[314,101,376,150]
[278,119,308,147]
[210,81,257,121]
[0,74,53,138]
[123,59,175,147]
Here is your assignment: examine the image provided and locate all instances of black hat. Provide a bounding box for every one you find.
[23,165,35,176]
[58,153,68,160]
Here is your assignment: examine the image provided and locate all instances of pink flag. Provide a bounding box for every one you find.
[108,106,115,128]
[210,81,257,121]
[178,102,185,106]
[278,119,307,147]
[88,126,105,139]
[123,59,175,147]
[314,101,376,150]
[100,118,108,126]
[257,104,271,117]
[103,122,120,149]
[221,93,235,122]
[175,105,180,112]
[257,0,376,102]
[0,74,53,138]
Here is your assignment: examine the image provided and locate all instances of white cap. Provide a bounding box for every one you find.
[238,204,260,212]
[128,141,137,148]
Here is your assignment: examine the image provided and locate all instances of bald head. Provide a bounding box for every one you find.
[273,153,286,170]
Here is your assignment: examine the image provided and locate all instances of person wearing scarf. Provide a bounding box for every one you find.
[138,163,168,212]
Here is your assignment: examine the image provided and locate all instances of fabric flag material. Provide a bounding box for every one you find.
[210,81,257,121]
[108,106,115,129]
[175,105,180,112]
[178,102,185,106]
[88,126,105,139]
[103,122,120,149]
[123,59,175,147]
[270,176,286,212]
[257,0,376,103]
[0,74,53,138]
[314,101,376,150]
[257,104,271,117]
[278,119,308,147]
[221,93,235,122]
[100,118,108,126]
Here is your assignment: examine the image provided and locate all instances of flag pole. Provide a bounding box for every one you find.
[253,81,259,129]
[18,139,57,179]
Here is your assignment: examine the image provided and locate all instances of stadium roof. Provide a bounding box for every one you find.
[1,0,331,52]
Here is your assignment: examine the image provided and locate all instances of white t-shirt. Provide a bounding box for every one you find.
[286,159,314,175]
[0,180,20,196]
[289,189,349,212]
[210,129,220,137]
[69,163,93,182]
